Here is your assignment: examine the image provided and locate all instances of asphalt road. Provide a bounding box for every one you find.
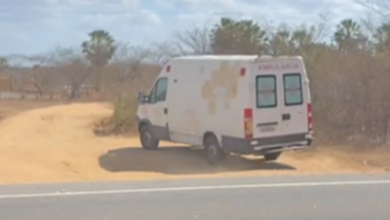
[0,174,390,220]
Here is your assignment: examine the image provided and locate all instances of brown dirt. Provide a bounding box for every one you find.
[0,100,61,120]
[0,101,389,184]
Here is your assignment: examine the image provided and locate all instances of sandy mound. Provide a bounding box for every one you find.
[0,102,388,184]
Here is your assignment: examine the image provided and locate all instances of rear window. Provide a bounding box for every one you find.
[283,73,303,106]
[256,75,277,108]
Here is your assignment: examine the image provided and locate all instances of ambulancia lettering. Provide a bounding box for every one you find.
[259,63,299,70]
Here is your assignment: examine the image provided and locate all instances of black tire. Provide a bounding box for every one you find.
[264,152,282,161]
[204,135,226,166]
[139,125,159,150]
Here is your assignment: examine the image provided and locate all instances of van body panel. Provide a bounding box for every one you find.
[136,55,313,156]
[167,60,205,145]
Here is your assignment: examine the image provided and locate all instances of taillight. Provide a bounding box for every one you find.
[244,108,253,139]
[307,103,313,132]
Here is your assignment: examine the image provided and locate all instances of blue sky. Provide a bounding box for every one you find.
[0,0,370,56]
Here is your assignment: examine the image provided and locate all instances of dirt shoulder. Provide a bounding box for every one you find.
[0,100,61,120]
[0,102,388,184]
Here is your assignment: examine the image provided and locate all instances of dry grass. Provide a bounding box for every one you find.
[0,100,61,121]
[93,96,138,136]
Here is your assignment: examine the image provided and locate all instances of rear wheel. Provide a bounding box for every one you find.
[139,125,159,150]
[264,152,282,161]
[204,135,226,165]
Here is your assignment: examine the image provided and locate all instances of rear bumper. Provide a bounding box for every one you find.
[221,133,313,155]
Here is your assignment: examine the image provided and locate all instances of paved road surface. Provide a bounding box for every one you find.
[0,174,389,220]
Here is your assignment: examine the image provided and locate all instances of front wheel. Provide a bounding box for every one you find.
[139,126,159,150]
[204,136,226,166]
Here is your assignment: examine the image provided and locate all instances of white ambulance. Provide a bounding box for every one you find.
[136,55,313,165]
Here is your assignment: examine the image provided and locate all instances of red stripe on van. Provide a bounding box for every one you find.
[244,108,253,139]
[307,103,313,132]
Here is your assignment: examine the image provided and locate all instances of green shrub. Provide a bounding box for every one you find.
[94,94,138,136]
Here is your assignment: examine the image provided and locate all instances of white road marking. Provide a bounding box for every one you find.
[0,179,389,199]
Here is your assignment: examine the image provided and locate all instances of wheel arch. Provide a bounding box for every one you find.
[202,131,221,147]
[138,119,152,132]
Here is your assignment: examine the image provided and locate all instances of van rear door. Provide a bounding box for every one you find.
[250,59,310,142]
[281,70,310,135]
[250,64,284,140]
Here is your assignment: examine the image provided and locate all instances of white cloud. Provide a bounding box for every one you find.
[177,11,220,25]
[172,0,371,29]
[42,0,142,6]
[0,0,376,55]
[152,0,175,9]
[79,9,161,27]
[136,9,162,25]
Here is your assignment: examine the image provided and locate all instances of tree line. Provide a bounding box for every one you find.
[1,0,390,145]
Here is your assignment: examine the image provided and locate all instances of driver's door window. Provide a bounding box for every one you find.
[148,77,168,104]
[148,85,157,104]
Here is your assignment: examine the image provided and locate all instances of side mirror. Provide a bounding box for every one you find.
[138,91,148,104]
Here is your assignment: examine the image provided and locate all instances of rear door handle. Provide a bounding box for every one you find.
[164,108,168,114]
[282,114,290,120]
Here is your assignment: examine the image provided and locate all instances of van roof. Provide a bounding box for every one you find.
[171,55,303,62]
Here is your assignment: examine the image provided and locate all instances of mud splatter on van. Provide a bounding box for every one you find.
[201,62,240,115]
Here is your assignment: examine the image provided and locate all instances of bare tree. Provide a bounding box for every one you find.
[0,57,8,69]
[2,54,58,100]
[173,26,211,55]
[149,42,179,65]
[50,48,91,101]
[5,55,30,99]
[24,54,55,99]
[355,0,390,18]
[150,26,211,64]
[107,43,152,97]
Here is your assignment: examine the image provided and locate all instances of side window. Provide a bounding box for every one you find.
[155,78,168,102]
[256,75,277,108]
[148,85,157,103]
[148,77,168,104]
[283,73,303,106]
